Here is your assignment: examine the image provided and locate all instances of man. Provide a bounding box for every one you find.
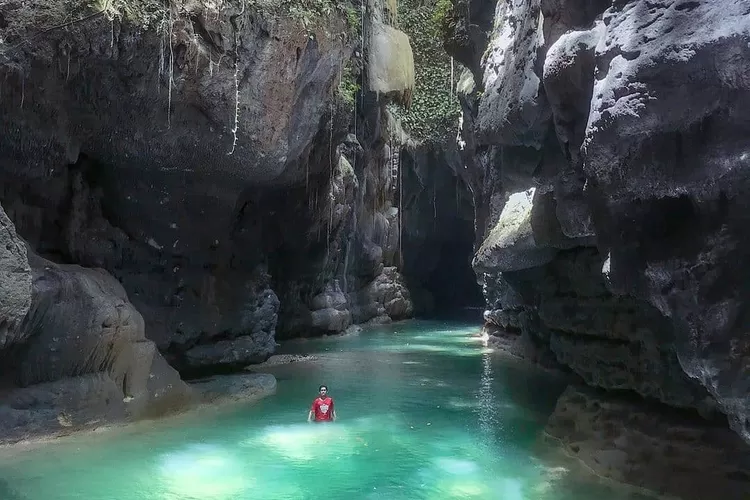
[308,384,336,422]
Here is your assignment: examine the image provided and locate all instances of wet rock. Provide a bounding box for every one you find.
[190,373,277,405]
[246,354,319,370]
[184,335,274,369]
[311,308,352,332]
[351,266,413,323]
[164,267,279,372]
[0,374,126,444]
[309,281,352,332]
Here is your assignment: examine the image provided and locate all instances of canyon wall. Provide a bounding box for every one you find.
[0,0,420,440]
[446,0,750,496]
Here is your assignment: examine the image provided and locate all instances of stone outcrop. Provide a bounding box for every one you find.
[366,20,415,106]
[0,204,31,349]
[0,212,192,443]
[446,0,750,493]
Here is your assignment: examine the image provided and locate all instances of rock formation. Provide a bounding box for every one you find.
[0,204,192,442]
[0,0,421,440]
[444,0,750,495]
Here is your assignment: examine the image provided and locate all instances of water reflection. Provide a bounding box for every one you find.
[477,350,500,444]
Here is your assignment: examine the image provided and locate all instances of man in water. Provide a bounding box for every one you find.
[308,385,336,422]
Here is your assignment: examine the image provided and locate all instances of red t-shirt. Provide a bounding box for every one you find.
[311,397,334,421]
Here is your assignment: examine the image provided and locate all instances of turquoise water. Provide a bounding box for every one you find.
[0,321,654,500]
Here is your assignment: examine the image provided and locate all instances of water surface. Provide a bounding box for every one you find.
[0,320,655,499]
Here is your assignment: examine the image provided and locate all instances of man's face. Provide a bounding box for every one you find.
[319,387,327,398]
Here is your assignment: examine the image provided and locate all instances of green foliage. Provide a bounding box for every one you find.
[431,0,456,38]
[394,0,461,144]
[88,0,361,34]
[338,60,360,111]
[343,4,361,35]
[89,0,166,28]
[282,0,360,37]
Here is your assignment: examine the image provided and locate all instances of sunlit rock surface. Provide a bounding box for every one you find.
[0,204,31,349]
[448,0,750,480]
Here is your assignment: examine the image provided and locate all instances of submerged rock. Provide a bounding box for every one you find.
[190,373,277,405]
[545,385,750,500]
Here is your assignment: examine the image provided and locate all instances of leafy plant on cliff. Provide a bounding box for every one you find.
[431,0,457,38]
[88,0,167,27]
[393,0,461,144]
[338,60,360,112]
[281,0,361,38]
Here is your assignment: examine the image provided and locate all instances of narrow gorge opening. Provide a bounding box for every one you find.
[399,146,483,319]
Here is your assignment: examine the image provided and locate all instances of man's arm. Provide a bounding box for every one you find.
[332,400,337,421]
[308,400,315,422]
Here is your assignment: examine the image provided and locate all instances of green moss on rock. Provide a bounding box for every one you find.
[393,0,461,144]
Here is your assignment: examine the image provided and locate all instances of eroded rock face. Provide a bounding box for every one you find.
[0,0,389,365]
[0,0,351,186]
[0,374,127,443]
[450,0,750,455]
[0,204,31,349]
[581,0,750,443]
[351,266,413,323]
[190,373,277,405]
[0,242,192,442]
[545,386,750,500]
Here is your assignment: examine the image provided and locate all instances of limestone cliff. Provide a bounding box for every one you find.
[445,0,750,496]
[0,0,417,440]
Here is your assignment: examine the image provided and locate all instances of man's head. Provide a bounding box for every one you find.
[318,385,328,397]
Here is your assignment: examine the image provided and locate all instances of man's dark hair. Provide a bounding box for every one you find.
[319,385,328,391]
